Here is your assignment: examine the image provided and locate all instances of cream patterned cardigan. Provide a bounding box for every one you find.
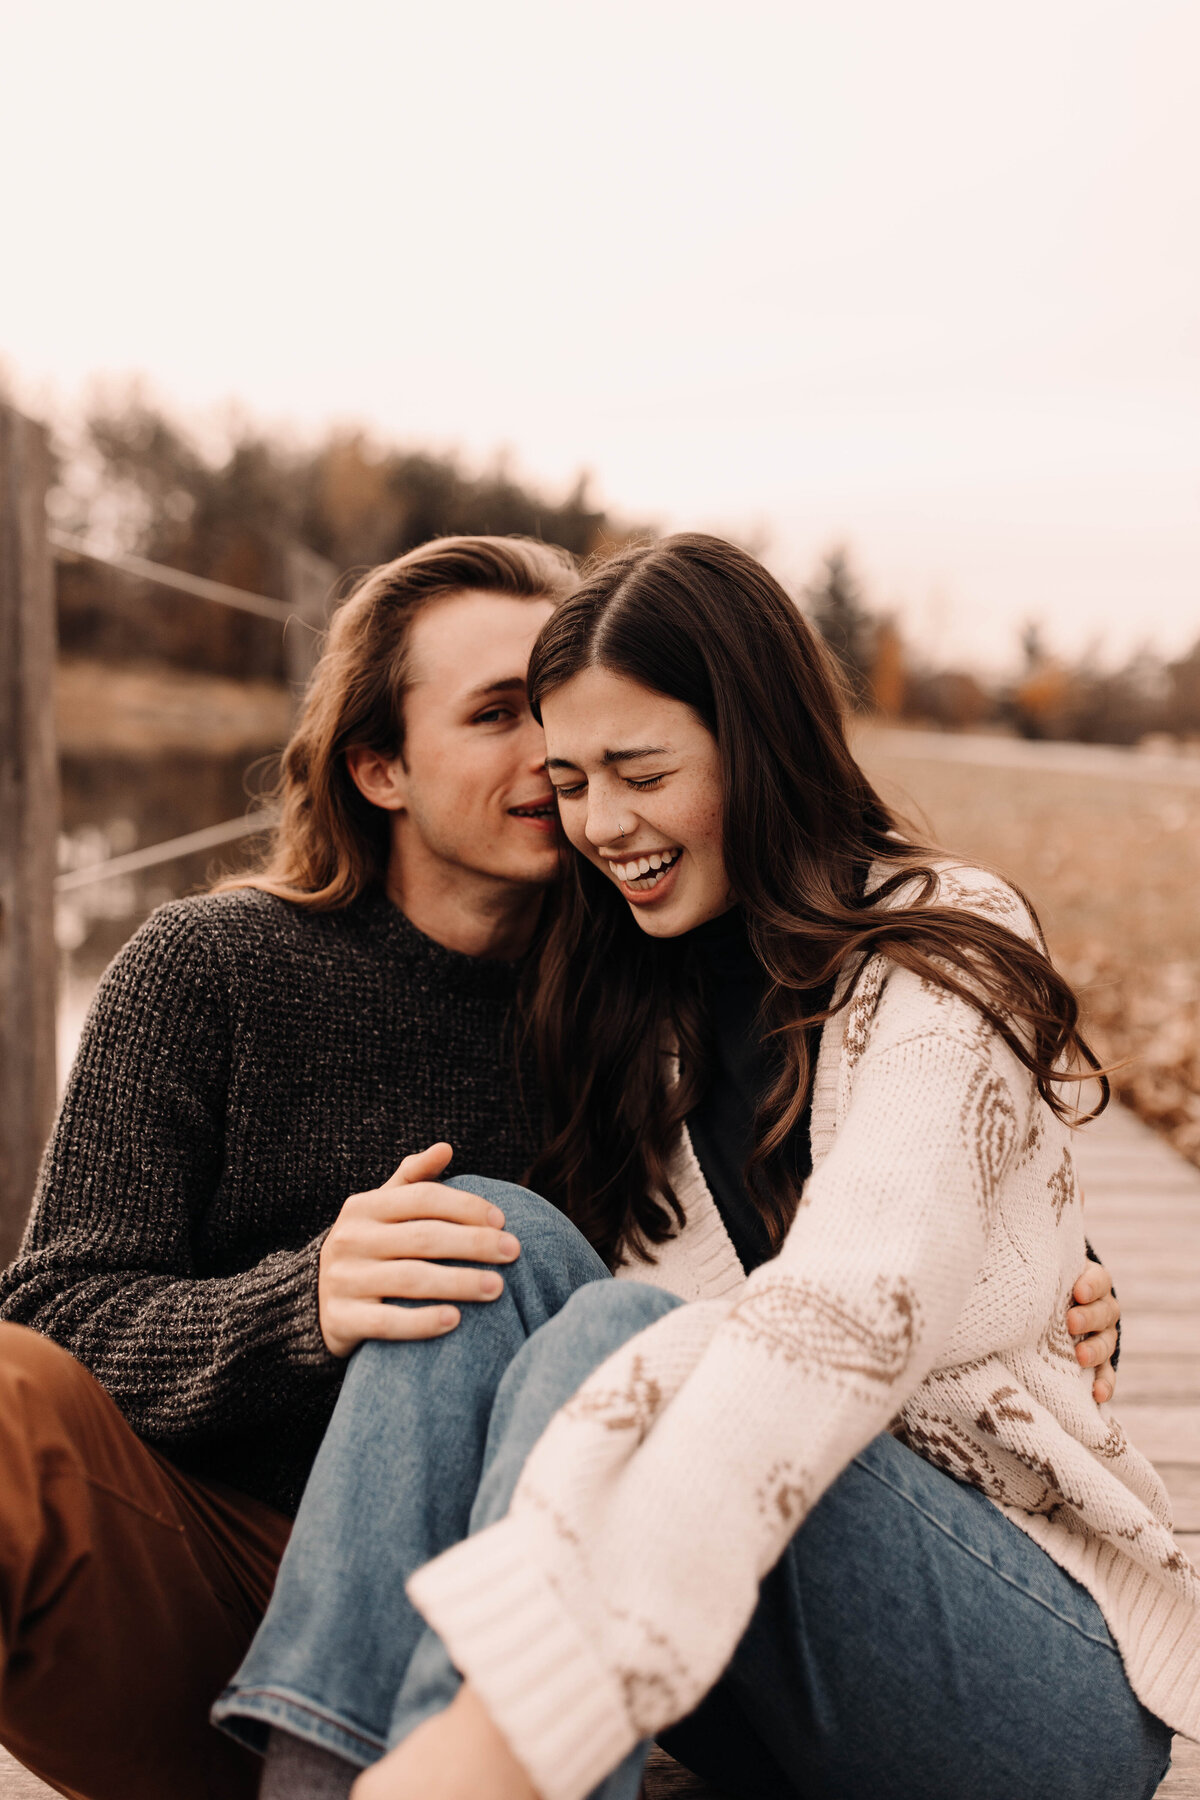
[410,865,1200,1799]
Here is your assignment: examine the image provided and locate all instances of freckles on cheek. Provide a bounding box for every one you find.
[679,796,723,851]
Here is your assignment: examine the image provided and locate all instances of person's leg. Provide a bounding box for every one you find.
[664,1430,1173,1800]
[213,1178,613,1767]
[0,1321,290,1800]
[378,1279,686,1800]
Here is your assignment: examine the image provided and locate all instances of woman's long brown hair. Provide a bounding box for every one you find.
[525,533,1106,1268]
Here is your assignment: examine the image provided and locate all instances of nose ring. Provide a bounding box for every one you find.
[617,821,632,840]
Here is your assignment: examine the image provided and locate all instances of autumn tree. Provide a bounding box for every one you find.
[803,548,880,710]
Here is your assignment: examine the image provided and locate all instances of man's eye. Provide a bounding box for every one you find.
[473,708,512,725]
[626,775,664,791]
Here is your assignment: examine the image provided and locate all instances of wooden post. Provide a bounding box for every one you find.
[283,544,337,712]
[0,406,58,1264]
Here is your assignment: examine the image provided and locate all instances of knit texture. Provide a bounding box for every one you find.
[0,886,541,1516]
[409,863,1200,1800]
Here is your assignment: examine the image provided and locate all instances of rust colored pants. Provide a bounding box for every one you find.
[0,1322,291,1800]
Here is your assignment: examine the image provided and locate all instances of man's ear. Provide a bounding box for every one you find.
[345,745,408,813]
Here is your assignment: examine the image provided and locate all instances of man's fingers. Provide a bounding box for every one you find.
[360,1219,520,1265]
[1068,1293,1120,1338]
[1075,1326,1118,1368]
[384,1143,456,1187]
[1093,1359,1117,1405]
[1072,1261,1111,1305]
[365,1179,506,1231]
[320,1297,462,1357]
[360,1301,462,1343]
[372,1261,506,1303]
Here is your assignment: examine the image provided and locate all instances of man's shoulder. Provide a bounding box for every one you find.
[112,887,355,996]
[132,884,312,951]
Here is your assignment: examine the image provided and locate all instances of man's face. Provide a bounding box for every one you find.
[391,590,561,891]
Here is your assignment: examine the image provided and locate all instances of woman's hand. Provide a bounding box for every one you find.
[351,1683,538,1800]
[318,1143,521,1358]
[1068,1260,1119,1405]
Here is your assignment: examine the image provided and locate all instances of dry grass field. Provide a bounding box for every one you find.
[857,728,1200,1169]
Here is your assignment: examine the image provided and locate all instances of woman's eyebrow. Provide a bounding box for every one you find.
[546,746,669,771]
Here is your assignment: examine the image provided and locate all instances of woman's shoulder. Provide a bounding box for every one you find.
[837,857,1046,1078]
[868,855,1041,947]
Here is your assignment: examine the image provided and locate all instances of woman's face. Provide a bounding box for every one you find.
[541,667,732,937]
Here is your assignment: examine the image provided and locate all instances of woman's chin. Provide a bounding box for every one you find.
[624,888,734,939]
[626,900,704,938]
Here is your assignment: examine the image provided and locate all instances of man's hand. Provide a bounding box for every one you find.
[318,1143,520,1358]
[1068,1261,1120,1405]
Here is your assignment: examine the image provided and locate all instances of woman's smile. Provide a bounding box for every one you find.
[605,846,683,898]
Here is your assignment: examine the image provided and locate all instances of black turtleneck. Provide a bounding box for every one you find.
[684,909,825,1277]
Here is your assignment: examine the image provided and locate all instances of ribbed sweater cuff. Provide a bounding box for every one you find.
[407,1518,636,1800]
[277,1233,339,1370]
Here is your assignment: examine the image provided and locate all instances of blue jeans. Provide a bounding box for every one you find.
[213,1180,1171,1800]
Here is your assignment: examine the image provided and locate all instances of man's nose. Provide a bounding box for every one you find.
[520,716,548,770]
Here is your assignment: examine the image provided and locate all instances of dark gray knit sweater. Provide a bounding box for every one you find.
[0,886,543,1517]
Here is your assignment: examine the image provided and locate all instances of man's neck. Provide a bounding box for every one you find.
[385,858,545,962]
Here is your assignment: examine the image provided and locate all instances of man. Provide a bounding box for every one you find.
[0,534,1120,1800]
[0,536,575,1800]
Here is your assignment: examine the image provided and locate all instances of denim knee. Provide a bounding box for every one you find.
[546,1276,684,1359]
[443,1177,608,1286]
[443,1174,536,1208]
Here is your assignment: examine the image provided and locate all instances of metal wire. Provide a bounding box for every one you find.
[55,810,280,892]
[50,531,293,624]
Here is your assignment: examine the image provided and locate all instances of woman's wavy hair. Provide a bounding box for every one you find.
[525,533,1105,1268]
[218,535,577,910]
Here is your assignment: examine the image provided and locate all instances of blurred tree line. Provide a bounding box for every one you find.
[52,388,1200,748]
[802,549,1200,747]
[53,391,623,682]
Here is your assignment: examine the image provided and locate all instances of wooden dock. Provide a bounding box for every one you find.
[2,1101,1197,1798]
[1071,1101,1200,1797]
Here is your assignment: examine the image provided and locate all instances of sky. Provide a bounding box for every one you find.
[3,0,1197,670]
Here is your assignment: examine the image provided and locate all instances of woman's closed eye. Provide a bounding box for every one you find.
[552,774,666,799]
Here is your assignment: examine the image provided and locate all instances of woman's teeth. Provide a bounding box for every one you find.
[610,849,681,890]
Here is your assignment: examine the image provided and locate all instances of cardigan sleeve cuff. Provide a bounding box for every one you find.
[406,1517,637,1800]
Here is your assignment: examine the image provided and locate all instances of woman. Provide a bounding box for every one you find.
[217,536,1177,1800]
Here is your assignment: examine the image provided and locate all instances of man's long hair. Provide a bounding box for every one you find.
[525,533,1105,1268]
[219,535,576,910]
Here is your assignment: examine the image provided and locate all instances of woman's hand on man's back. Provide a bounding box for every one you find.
[318,1143,521,1358]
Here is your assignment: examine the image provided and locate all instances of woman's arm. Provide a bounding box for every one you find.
[410,986,1015,1800]
[0,903,341,1443]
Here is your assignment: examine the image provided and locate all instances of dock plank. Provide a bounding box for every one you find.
[1076,1105,1200,1792]
[0,1749,52,1798]
[1162,1737,1200,1798]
